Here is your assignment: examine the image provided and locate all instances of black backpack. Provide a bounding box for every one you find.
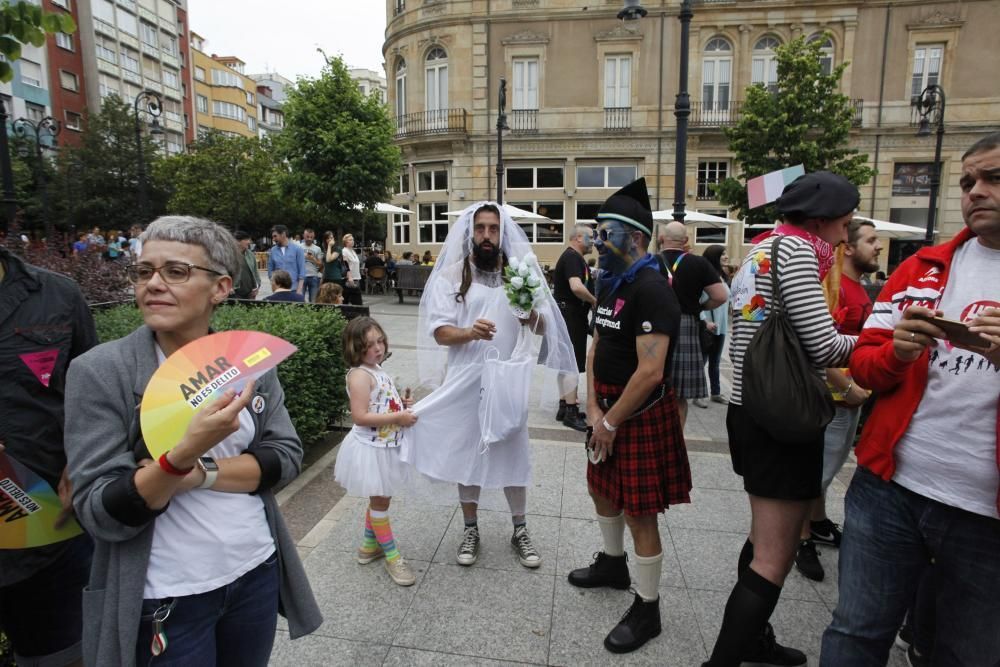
[742,236,834,443]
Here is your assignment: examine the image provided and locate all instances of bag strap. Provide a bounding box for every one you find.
[769,236,785,314]
[658,251,687,286]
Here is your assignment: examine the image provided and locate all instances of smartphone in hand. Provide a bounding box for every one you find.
[915,314,991,349]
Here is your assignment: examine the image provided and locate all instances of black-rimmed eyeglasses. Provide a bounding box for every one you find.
[125,262,224,285]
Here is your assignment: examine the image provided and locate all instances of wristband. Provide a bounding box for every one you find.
[158,452,193,477]
[602,417,618,432]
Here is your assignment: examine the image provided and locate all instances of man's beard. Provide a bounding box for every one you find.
[852,255,880,275]
[472,240,501,270]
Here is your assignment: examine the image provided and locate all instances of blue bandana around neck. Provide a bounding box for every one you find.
[599,252,659,295]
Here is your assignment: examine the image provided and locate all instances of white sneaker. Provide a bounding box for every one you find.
[385,557,416,586]
[711,394,729,404]
[693,397,709,409]
[511,525,542,568]
[456,525,480,566]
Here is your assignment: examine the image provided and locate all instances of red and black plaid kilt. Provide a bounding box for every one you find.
[587,380,693,516]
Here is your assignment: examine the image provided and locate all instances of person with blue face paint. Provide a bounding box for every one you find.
[567,178,693,654]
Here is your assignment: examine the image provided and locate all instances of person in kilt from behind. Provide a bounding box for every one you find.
[568,178,693,654]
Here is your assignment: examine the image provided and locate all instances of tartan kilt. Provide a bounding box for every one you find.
[668,313,708,400]
[587,380,693,516]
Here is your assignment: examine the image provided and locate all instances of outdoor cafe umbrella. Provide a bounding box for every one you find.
[651,209,741,228]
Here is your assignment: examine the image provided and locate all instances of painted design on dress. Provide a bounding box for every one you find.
[741,294,766,322]
[749,252,771,276]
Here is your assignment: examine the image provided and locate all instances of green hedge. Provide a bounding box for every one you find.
[92,303,349,448]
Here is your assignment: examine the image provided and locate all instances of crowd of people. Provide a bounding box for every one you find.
[0,132,998,667]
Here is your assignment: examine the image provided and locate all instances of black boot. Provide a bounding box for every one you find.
[567,551,631,589]
[562,403,588,432]
[556,399,567,422]
[741,623,806,666]
[604,592,661,654]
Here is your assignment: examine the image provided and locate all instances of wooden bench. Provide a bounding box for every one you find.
[395,264,433,303]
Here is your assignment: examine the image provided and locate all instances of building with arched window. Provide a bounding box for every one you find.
[383,0,997,269]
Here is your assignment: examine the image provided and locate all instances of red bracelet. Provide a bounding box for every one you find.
[158,452,193,477]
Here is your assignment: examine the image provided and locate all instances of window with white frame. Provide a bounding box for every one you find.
[245,91,254,105]
[417,168,447,192]
[702,37,732,111]
[392,213,410,245]
[116,10,138,36]
[575,202,603,224]
[140,21,158,47]
[507,166,563,189]
[809,34,834,76]
[98,74,119,98]
[248,116,256,131]
[162,69,179,89]
[395,171,410,194]
[604,54,631,108]
[509,201,565,243]
[194,66,205,81]
[94,0,114,23]
[425,47,448,122]
[752,35,781,92]
[911,44,943,98]
[212,100,245,121]
[417,203,449,243]
[25,102,45,123]
[96,38,117,64]
[512,57,538,110]
[60,70,79,91]
[120,49,139,73]
[142,56,159,81]
[65,111,82,130]
[394,57,406,117]
[52,0,70,7]
[211,69,244,89]
[161,33,177,57]
[576,165,638,188]
[55,32,73,51]
[19,60,42,88]
[697,161,729,200]
[196,95,208,113]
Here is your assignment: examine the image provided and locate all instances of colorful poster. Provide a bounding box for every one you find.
[747,164,806,209]
[0,452,83,549]
[140,331,297,459]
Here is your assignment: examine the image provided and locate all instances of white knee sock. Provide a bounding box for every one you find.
[597,512,625,557]
[634,552,663,602]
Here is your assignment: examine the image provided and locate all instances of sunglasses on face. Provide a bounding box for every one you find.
[596,227,629,242]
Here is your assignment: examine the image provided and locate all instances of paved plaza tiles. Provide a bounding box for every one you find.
[268,293,908,667]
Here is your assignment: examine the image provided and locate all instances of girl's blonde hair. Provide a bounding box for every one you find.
[342,316,389,367]
[316,282,343,304]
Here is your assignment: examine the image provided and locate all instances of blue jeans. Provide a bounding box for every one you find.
[702,333,725,396]
[303,276,321,302]
[820,405,861,490]
[135,552,279,667]
[821,467,1000,666]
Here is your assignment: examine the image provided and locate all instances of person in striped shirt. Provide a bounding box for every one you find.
[703,172,859,667]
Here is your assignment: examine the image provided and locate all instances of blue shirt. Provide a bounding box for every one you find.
[267,243,306,287]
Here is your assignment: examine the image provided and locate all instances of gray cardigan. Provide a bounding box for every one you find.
[64,325,322,666]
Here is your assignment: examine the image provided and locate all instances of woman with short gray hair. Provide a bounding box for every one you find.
[64,215,321,666]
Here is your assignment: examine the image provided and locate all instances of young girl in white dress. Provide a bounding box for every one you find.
[334,316,419,586]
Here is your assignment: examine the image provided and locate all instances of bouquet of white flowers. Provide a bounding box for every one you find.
[503,253,546,319]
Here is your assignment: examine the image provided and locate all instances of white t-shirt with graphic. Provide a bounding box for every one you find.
[893,238,1000,519]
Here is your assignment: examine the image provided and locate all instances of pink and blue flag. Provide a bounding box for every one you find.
[747,165,805,209]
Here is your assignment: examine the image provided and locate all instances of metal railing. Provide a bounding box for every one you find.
[690,100,743,127]
[510,109,537,134]
[604,107,631,131]
[851,99,864,127]
[393,109,467,138]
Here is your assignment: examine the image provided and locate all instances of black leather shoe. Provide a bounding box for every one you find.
[556,399,567,422]
[604,592,661,654]
[567,551,630,589]
[562,404,588,432]
[741,623,807,666]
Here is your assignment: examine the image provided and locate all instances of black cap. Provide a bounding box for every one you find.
[596,177,653,236]
[775,171,860,220]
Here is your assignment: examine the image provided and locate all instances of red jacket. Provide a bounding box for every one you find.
[850,228,1000,515]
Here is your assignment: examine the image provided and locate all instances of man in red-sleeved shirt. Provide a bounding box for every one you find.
[821,133,1000,666]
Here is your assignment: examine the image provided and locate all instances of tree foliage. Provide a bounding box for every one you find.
[717,35,874,226]
[278,55,400,229]
[155,131,292,237]
[0,1,76,82]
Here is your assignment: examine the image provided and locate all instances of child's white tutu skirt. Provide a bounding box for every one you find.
[334,433,411,497]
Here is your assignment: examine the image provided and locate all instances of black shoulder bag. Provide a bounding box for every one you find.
[742,236,834,443]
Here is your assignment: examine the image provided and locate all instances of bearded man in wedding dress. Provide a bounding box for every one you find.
[401,202,578,568]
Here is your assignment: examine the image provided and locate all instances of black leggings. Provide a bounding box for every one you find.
[343,285,363,305]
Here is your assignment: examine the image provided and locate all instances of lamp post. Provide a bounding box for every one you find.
[13,116,60,241]
[495,77,510,204]
[620,0,693,223]
[133,90,164,221]
[911,85,946,244]
[0,97,17,228]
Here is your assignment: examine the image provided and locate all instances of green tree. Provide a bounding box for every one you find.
[717,35,874,226]
[0,1,76,82]
[155,131,292,237]
[53,94,167,233]
[278,55,400,235]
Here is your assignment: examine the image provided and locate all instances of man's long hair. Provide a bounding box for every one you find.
[455,203,506,303]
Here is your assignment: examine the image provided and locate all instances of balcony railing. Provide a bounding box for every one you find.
[851,99,864,127]
[510,109,537,134]
[604,107,631,131]
[394,109,467,138]
[690,99,865,128]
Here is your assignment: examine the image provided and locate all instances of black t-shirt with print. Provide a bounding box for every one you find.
[593,267,681,386]
[659,249,721,315]
[553,247,590,309]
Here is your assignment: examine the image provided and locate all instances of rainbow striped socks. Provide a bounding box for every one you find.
[361,509,378,552]
[369,509,401,562]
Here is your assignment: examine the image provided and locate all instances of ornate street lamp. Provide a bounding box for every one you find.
[496,77,510,204]
[911,85,946,244]
[133,90,164,221]
[13,116,60,241]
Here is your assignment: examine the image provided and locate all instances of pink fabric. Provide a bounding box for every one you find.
[750,223,836,280]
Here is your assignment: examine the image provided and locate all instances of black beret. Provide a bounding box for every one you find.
[776,171,860,220]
